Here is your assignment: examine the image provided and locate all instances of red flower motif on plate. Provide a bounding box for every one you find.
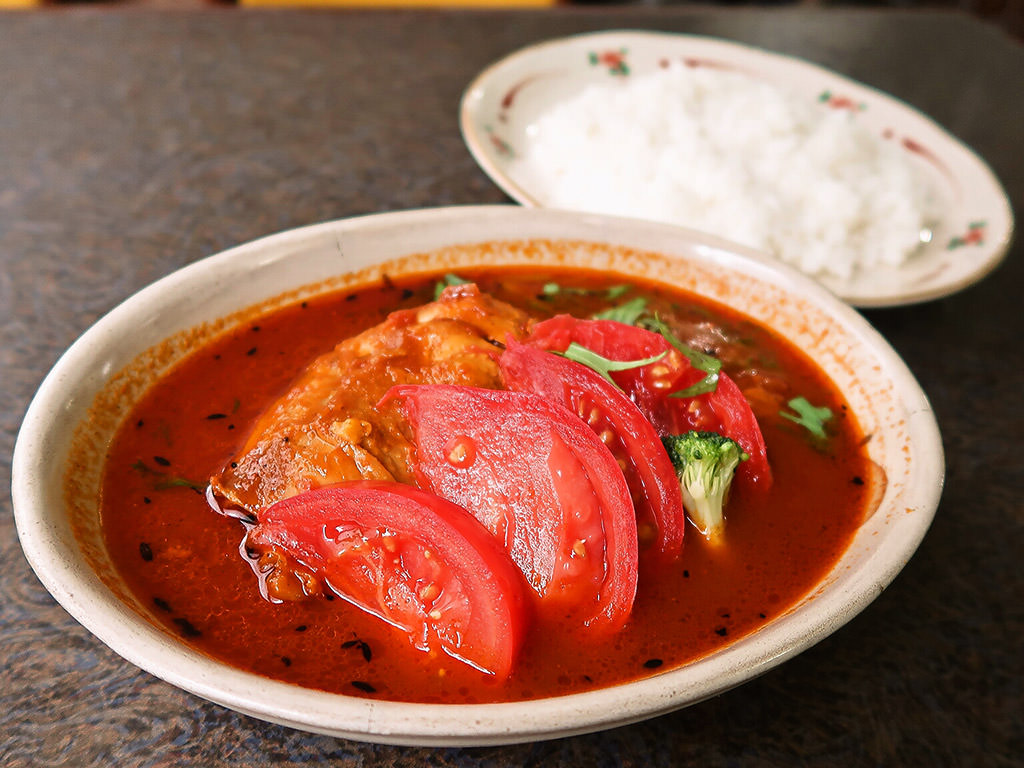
[947,221,986,250]
[818,90,866,111]
[589,49,629,76]
[485,125,515,159]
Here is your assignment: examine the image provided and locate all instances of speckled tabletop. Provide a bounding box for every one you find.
[1,6,1021,767]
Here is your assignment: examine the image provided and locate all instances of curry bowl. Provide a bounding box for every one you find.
[12,206,943,745]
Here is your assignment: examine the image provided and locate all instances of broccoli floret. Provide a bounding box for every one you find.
[662,431,748,539]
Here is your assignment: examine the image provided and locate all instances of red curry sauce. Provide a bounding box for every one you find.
[99,267,871,703]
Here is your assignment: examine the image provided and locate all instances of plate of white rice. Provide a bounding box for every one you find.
[460,31,1013,307]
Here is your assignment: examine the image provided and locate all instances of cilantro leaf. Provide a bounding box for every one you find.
[540,282,562,296]
[638,316,721,397]
[132,460,205,493]
[780,396,833,439]
[591,297,649,325]
[560,342,666,388]
[541,283,633,300]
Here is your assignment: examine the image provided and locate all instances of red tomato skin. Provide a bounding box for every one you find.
[701,372,771,491]
[384,384,639,633]
[527,316,772,491]
[247,480,529,680]
[499,339,685,561]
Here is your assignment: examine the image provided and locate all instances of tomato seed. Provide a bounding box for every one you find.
[419,583,440,603]
[445,436,476,467]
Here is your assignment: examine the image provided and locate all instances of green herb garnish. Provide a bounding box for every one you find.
[544,280,630,296]
[541,282,633,300]
[132,460,205,493]
[780,396,833,439]
[639,316,721,397]
[155,477,208,492]
[591,297,649,325]
[560,342,666,388]
[540,282,562,296]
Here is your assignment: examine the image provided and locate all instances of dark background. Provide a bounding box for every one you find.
[43,0,1024,41]
[1,6,1021,767]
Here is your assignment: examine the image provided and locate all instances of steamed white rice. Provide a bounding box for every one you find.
[518,64,938,280]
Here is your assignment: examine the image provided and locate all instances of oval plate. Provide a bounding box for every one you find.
[13,206,943,745]
[460,31,1014,308]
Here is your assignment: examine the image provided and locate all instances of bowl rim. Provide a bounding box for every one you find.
[12,205,944,746]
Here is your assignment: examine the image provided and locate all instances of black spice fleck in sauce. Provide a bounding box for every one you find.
[173,618,202,638]
[342,639,373,662]
[139,542,153,561]
[153,597,172,612]
[351,681,376,694]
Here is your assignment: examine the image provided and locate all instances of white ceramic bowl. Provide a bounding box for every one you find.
[460,31,1014,308]
[13,206,943,745]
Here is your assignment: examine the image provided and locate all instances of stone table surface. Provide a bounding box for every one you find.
[1,6,1021,767]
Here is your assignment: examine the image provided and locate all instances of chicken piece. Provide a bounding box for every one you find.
[210,283,532,516]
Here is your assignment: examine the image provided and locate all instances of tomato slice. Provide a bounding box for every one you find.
[528,315,772,492]
[246,480,529,679]
[383,384,638,632]
[499,338,684,561]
